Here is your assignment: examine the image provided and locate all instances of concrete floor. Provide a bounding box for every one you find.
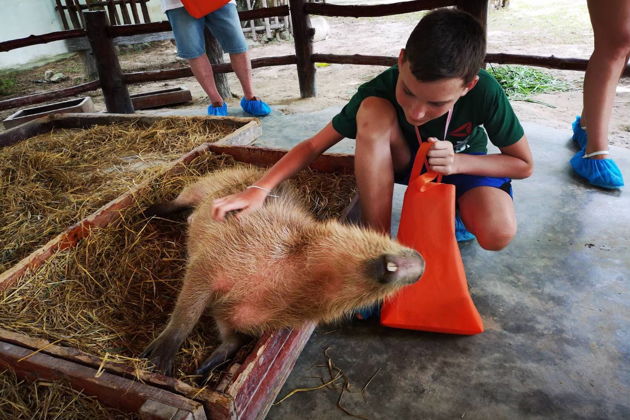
[252,108,630,420]
[147,106,629,419]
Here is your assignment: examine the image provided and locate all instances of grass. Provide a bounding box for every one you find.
[488,64,571,100]
[0,73,17,96]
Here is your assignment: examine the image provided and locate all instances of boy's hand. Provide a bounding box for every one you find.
[426,137,457,175]
[211,188,268,221]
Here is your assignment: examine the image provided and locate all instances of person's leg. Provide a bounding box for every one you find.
[189,55,224,106]
[354,97,413,235]
[166,7,224,108]
[458,186,516,251]
[581,0,630,157]
[205,3,271,116]
[229,51,255,100]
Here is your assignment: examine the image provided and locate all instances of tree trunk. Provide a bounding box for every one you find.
[203,28,231,99]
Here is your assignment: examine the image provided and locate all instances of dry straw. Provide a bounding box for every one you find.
[0,150,357,390]
[0,369,136,420]
[0,118,238,273]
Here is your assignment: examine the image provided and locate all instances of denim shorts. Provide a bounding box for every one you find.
[395,152,513,199]
[166,3,248,58]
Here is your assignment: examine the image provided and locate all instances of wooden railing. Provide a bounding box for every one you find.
[1,0,629,113]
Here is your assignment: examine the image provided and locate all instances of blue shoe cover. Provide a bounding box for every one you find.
[355,303,381,320]
[208,103,228,116]
[455,213,475,242]
[572,116,587,149]
[570,149,624,189]
[241,97,271,116]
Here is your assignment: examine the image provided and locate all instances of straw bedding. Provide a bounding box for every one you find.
[0,118,239,273]
[0,369,136,420]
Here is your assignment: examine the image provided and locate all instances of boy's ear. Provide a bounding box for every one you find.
[398,49,406,67]
[461,75,479,96]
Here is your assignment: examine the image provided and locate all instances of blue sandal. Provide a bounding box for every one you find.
[570,149,624,189]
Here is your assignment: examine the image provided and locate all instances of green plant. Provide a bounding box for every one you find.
[0,73,17,96]
[488,64,570,99]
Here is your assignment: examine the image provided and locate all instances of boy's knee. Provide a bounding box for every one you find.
[475,223,516,251]
[356,97,398,140]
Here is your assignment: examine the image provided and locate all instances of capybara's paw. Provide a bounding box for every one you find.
[140,337,177,376]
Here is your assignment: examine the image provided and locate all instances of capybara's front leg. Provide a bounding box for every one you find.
[141,274,211,376]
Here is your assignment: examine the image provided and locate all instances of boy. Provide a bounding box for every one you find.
[211,8,533,251]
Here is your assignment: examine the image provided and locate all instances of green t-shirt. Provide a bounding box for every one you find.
[331,66,524,154]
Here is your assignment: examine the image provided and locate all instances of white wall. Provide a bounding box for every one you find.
[0,0,168,70]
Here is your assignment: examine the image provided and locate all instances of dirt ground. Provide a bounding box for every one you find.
[1,0,629,149]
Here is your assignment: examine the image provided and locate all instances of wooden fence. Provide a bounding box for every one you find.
[1,0,629,113]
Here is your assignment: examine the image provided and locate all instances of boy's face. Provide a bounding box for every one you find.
[396,50,478,127]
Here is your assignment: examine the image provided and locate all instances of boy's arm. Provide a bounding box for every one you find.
[427,135,533,179]
[212,122,344,220]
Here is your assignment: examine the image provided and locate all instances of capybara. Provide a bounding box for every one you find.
[141,165,424,378]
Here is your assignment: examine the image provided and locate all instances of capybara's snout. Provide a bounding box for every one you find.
[366,249,424,286]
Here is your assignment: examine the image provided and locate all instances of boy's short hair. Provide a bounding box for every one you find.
[404,8,486,83]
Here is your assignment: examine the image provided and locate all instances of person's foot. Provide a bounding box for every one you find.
[572,116,587,149]
[455,213,475,242]
[241,97,271,116]
[570,149,624,189]
[208,102,228,116]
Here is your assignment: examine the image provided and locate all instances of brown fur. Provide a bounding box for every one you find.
[142,166,424,376]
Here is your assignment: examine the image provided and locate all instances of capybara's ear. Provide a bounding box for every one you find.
[366,251,424,285]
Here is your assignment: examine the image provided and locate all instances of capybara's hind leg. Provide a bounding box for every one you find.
[195,320,249,380]
[141,277,211,376]
[144,201,193,220]
[144,183,207,220]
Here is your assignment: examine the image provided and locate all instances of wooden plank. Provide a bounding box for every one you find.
[130,87,193,110]
[2,97,95,130]
[0,80,100,112]
[55,0,71,30]
[305,0,455,17]
[106,0,119,25]
[0,117,55,147]
[0,328,233,417]
[0,340,207,420]
[139,0,151,23]
[206,143,355,173]
[118,0,132,24]
[129,0,141,24]
[229,324,316,419]
[65,0,82,29]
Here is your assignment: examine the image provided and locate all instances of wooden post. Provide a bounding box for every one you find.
[456,0,488,35]
[84,10,134,113]
[203,28,231,100]
[289,0,315,97]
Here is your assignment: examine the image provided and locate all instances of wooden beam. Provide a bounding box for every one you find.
[84,10,133,113]
[312,53,396,66]
[0,80,100,112]
[305,0,454,17]
[0,340,207,419]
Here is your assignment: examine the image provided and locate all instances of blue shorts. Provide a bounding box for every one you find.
[166,4,248,58]
[395,152,513,199]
